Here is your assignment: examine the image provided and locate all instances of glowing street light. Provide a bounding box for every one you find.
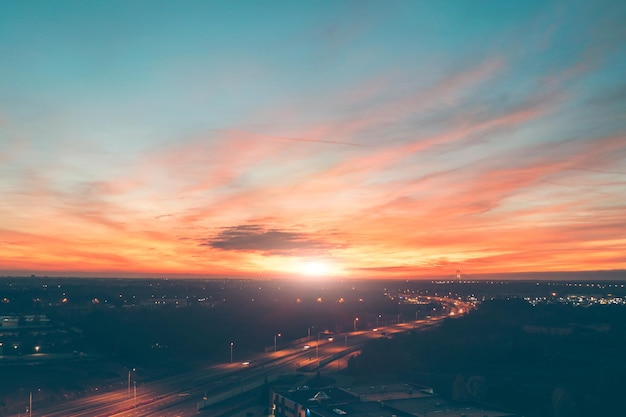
[376,314,381,327]
[230,342,234,363]
[274,333,281,352]
[353,317,359,332]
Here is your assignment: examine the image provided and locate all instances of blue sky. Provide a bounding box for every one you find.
[1,1,625,278]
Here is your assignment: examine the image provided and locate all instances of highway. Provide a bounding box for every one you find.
[22,299,471,417]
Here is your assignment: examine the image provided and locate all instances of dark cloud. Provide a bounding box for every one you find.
[200,224,341,255]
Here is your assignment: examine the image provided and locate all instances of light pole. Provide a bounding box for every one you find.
[274,333,281,352]
[353,317,359,332]
[133,381,137,406]
[127,368,135,397]
[316,331,331,363]
[230,342,234,363]
[316,333,320,362]
[376,314,381,327]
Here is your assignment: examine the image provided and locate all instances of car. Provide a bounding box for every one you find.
[303,345,311,350]
[241,360,253,366]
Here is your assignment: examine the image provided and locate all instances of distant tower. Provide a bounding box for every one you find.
[456,269,461,280]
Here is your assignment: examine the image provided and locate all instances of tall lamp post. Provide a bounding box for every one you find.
[316,331,331,363]
[230,342,234,363]
[316,333,320,362]
[127,368,135,397]
[353,317,359,332]
[376,314,381,328]
[274,333,281,352]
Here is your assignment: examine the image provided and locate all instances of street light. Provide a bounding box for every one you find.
[127,368,135,397]
[376,314,381,327]
[230,342,234,363]
[353,317,359,332]
[274,333,281,352]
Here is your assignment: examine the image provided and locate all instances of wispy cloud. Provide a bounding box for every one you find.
[1,1,625,277]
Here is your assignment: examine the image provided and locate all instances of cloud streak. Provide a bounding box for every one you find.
[1,1,625,278]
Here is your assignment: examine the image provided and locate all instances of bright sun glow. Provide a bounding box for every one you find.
[301,261,330,277]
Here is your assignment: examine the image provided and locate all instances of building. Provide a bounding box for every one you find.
[0,314,81,356]
[272,382,519,417]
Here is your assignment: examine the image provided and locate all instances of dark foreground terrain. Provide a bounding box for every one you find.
[0,276,625,416]
[347,298,626,416]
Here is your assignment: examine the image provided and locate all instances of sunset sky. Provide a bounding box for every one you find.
[1,0,625,279]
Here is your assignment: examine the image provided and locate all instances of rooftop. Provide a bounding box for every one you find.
[387,396,517,417]
[343,382,433,401]
[276,387,358,407]
[309,400,414,417]
[273,381,517,417]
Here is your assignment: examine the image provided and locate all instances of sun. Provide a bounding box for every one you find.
[300,260,330,277]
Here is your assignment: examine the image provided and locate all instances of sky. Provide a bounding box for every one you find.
[1,0,625,279]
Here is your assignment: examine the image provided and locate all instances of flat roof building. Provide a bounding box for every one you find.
[271,382,518,417]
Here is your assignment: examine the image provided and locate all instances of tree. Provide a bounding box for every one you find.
[452,375,467,401]
[552,386,579,417]
[466,376,487,402]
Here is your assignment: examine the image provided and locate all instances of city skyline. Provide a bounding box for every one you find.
[1,1,625,279]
